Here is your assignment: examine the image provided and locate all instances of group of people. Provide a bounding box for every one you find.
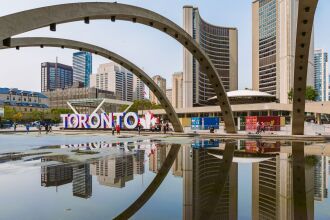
[24,122,52,134]
[256,121,266,134]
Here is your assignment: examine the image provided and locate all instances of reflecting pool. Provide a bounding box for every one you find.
[0,136,330,220]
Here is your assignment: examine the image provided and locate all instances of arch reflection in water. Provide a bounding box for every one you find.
[14,139,330,219]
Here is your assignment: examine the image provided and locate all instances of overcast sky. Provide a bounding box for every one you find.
[0,0,329,92]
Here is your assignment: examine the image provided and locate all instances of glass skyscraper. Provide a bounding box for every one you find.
[41,62,73,92]
[73,51,92,87]
[314,49,329,101]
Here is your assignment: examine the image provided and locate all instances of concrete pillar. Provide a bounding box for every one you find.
[267,110,271,116]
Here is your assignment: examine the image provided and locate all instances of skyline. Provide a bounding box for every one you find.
[0,0,329,92]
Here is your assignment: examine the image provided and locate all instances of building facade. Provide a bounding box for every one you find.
[314,49,329,101]
[252,0,314,103]
[43,87,117,113]
[172,72,183,109]
[73,52,92,87]
[166,89,172,104]
[0,87,49,112]
[149,75,166,105]
[133,75,145,101]
[183,6,238,107]
[41,62,73,92]
[90,62,134,102]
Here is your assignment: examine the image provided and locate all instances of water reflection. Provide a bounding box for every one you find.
[1,139,330,219]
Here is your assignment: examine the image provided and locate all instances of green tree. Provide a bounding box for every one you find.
[288,86,318,102]
[119,100,162,113]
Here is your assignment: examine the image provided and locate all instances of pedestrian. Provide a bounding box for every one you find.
[112,126,115,135]
[260,122,265,133]
[116,124,120,135]
[38,123,42,134]
[45,123,49,134]
[166,122,169,132]
[137,123,141,135]
[163,124,166,134]
[26,123,30,134]
[49,124,52,133]
[256,122,260,134]
[13,123,17,132]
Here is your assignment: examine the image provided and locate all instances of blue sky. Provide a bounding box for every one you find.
[0,0,329,92]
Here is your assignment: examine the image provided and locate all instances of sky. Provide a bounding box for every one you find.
[0,0,329,92]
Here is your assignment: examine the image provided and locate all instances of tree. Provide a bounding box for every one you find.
[120,100,162,113]
[288,86,318,102]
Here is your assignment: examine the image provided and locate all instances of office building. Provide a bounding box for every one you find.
[0,87,49,112]
[133,75,145,100]
[183,6,238,107]
[172,72,183,108]
[252,152,314,219]
[252,0,314,103]
[41,62,73,92]
[166,89,172,103]
[73,52,92,87]
[314,156,329,201]
[41,156,73,187]
[90,62,134,101]
[72,164,92,199]
[149,75,166,105]
[43,87,117,113]
[314,49,329,101]
[133,150,145,175]
[90,155,134,188]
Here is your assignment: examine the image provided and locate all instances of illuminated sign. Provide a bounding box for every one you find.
[61,111,159,129]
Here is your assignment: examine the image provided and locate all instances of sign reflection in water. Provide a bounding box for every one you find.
[37,139,329,219]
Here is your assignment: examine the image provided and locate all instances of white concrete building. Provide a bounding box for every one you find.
[252,0,314,104]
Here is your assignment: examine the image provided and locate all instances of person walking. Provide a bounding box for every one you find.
[166,122,169,132]
[26,123,30,134]
[116,124,120,135]
[38,122,42,134]
[260,122,265,133]
[256,122,260,134]
[13,123,17,132]
[45,123,49,134]
[112,126,115,135]
[137,123,141,135]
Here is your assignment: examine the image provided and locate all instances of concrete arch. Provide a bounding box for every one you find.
[292,0,318,135]
[0,37,183,132]
[0,2,236,133]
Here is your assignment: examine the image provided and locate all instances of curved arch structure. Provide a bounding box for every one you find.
[0,37,183,132]
[0,2,236,133]
[292,0,318,135]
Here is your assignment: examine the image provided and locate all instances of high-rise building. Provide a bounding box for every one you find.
[183,6,238,107]
[172,72,183,109]
[314,156,329,201]
[133,75,145,100]
[41,62,73,92]
[149,75,166,105]
[166,89,172,104]
[90,62,134,101]
[314,49,329,101]
[90,155,133,188]
[252,0,314,103]
[72,164,92,199]
[73,51,92,87]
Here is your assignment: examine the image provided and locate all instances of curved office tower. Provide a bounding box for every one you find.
[183,6,238,107]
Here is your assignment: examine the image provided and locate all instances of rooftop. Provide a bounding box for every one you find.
[0,88,48,98]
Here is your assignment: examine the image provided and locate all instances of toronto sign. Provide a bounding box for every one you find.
[61,111,159,129]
